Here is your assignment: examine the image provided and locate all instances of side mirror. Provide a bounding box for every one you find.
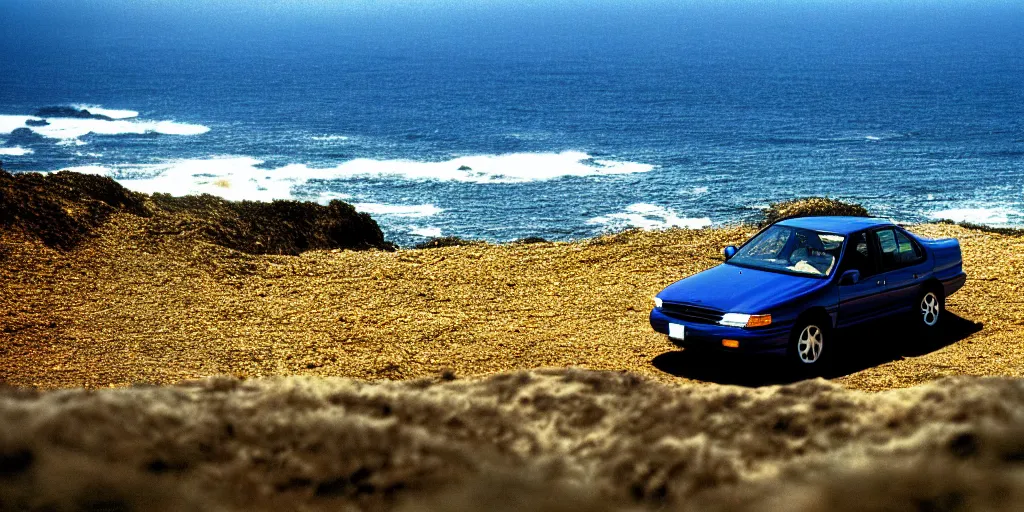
[723,246,738,259]
[840,269,861,285]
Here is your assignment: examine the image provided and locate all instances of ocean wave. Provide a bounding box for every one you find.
[284,151,653,184]
[0,146,33,156]
[62,157,300,203]
[354,203,443,218]
[928,207,1024,226]
[587,203,712,231]
[29,117,209,140]
[61,158,438,210]
[62,152,652,203]
[0,108,209,142]
[311,135,350,141]
[408,226,442,237]
[0,115,39,135]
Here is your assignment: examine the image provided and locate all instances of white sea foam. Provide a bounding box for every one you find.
[27,117,209,140]
[63,157,309,202]
[409,226,442,238]
[72,105,139,119]
[301,151,651,184]
[311,135,350,141]
[928,207,1023,226]
[0,110,208,142]
[0,115,38,134]
[62,157,442,209]
[587,203,712,231]
[63,151,652,205]
[0,146,33,156]
[865,135,882,141]
[688,186,709,195]
[354,203,442,217]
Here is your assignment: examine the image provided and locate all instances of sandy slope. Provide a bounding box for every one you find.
[2,370,1024,511]
[1,215,1022,391]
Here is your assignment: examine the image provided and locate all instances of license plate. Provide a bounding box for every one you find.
[669,323,685,340]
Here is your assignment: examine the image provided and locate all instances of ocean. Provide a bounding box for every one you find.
[2,1,1023,246]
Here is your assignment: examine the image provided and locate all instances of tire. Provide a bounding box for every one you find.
[917,288,944,330]
[788,318,830,370]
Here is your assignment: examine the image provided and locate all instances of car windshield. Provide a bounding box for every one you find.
[728,225,845,277]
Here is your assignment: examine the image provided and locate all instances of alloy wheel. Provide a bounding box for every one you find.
[797,324,824,364]
[921,292,941,327]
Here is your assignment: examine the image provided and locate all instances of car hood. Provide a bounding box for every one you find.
[657,263,829,313]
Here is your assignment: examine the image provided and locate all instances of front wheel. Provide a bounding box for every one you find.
[788,321,829,369]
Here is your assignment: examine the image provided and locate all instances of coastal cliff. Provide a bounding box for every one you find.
[0,169,392,255]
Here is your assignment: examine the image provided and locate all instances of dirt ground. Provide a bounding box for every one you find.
[1,215,1021,391]
[3,207,1024,511]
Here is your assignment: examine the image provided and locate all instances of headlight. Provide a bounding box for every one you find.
[720,313,750,327]
[720,313,772,328]
[653,297,663,308]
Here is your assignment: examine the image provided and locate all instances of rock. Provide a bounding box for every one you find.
[513,237,549,245]
[0,170,148,249]
[150,193,394,255]
[33,106,113,121]
[7,128,48,143]
[413,236,482,250]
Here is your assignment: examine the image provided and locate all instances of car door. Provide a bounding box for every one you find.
[836,231,888,327]
[873,227,930,315]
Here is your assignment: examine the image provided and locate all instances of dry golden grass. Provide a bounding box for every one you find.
[1,214,1021,391]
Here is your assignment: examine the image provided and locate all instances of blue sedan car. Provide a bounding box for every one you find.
[650,216,966,368]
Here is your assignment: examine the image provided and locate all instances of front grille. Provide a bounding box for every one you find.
[660,302,724,325]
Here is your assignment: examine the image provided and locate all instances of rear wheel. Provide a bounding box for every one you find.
[917,288,944,330]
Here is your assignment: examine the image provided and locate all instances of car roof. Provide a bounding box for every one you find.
[775,216,894,235]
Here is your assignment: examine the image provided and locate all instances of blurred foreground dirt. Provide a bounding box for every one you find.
[1,213,1022,390]
[2,370,1024,511]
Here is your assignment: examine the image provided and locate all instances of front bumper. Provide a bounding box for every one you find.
[649,308,790,355]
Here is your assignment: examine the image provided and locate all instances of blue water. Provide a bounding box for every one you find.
[2,2,1023,246]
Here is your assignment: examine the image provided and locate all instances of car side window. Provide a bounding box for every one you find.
[894,229,925,265]
[839,231,877,279]
[875,228,923,270]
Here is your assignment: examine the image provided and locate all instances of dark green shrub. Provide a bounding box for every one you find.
[761,197,870,227]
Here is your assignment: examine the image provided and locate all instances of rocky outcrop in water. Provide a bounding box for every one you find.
[33,106,113,121]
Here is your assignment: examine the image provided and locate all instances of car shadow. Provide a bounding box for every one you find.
[650,312,983,387]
